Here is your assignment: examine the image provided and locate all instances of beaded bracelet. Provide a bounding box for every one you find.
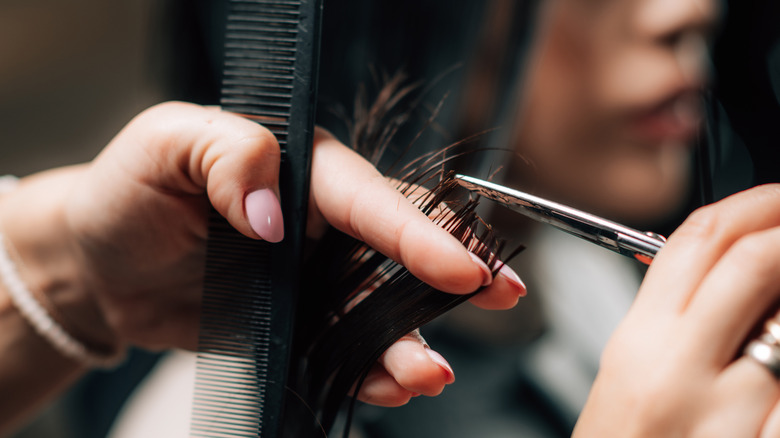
[0,176,124,368]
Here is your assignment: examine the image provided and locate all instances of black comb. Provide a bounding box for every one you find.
[191,1,323,437]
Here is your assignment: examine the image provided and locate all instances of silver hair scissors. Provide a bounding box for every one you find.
[455,174,667,265]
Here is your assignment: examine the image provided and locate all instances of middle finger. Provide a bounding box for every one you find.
[683,226,780,365]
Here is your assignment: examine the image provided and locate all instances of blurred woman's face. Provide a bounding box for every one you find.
[510,0,719,225]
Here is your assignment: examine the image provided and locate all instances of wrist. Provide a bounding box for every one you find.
[0,278,87,436]
[0,169,125,367]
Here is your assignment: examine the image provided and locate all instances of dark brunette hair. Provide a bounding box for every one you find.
[281,73,523,437]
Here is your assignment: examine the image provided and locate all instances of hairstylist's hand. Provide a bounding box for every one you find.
[1,102,525,405]
[307,128,527,405]
[573,184,780,437]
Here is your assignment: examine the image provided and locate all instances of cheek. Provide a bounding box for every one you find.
[517,87,605,180]
[595,46,683,111]
[584,144,693,223]
[518,127,692,224]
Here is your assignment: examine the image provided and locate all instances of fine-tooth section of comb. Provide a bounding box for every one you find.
[191,0,322,437]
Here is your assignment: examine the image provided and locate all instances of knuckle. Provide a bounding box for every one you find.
[138,101,193,126]
[349,175,397,243]
[732,232,772,259]
[241,122,278,151]
[677,204,723,241]
[130,101,198,144]
[235,130,281,169]
[728,230,780,275]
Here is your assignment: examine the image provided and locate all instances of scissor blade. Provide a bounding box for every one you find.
[454,174,666,264]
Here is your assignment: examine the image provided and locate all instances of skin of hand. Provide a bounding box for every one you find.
[0,101,526,410]
[573,184,780,437]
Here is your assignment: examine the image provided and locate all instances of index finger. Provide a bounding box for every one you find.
[308,129,493,294]
[635,184,780,316]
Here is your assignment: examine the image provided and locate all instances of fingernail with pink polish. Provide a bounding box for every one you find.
[425,347,455,384]
[245,189,284,243]
[498,263,527,297]
[468,252,493,287]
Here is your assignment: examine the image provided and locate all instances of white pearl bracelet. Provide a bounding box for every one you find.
[0,176,122,367]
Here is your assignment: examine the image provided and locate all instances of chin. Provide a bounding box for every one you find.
[604,187,690,227]
[596,155,693,226]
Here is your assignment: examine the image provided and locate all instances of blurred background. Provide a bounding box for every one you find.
[2,0,162,177]
[2,1,176,436]
[2,0,779,437]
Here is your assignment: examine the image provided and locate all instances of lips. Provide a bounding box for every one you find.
[629,91,703,143]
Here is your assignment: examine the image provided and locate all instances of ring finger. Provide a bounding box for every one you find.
[708,351,780,437]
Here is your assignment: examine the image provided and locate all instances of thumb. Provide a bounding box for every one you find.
[102,102,284,241]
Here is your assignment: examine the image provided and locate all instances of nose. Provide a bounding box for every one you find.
[634,0,719,44]
[634,0,720,86]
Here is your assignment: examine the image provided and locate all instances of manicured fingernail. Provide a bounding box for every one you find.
[468,252,493,287]
[425,347,455,384]
[498,264,527,297]
[245,189,284,243]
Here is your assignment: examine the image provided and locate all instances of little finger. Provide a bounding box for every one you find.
[378,330,455,397]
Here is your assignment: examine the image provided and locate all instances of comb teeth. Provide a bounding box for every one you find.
[192,0,310,437]
[192,211,273,438]
[221,0,303,147]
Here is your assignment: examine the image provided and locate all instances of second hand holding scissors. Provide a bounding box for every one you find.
[455,174,667,265]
